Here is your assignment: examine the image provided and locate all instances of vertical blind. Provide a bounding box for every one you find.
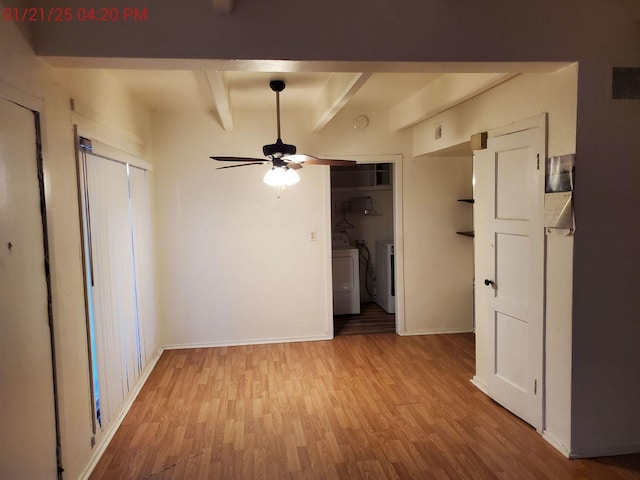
[81,150,155,430]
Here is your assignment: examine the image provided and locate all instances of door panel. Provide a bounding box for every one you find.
[495,312,529,392]
[496,147,530,220]
[495,233,530,309]
[477,116,545,430]
[0,99,58,478]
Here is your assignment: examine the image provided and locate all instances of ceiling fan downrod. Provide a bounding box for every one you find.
[263,80,296,158]
[270,80,285,140]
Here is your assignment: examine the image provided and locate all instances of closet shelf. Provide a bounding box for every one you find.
[456,198,474,236]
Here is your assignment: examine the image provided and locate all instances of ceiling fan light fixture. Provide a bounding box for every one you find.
[263,166,300,187]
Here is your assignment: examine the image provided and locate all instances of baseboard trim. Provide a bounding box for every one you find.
[78,347,163,480]
[569,443,640,459]
[470,376,488,394]
[164,334,333,350]
[398,327,474,337]
[543,431,571,458]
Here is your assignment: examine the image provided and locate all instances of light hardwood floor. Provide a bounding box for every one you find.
[90,334,640,479]
[334,302,395,335]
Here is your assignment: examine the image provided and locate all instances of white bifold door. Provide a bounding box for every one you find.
[475,116,546,430]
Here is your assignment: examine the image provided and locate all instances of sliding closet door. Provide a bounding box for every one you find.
[128,166,156,365]
[84,153,140,428]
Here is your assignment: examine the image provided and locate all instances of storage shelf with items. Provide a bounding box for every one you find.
[331,163,392,191]
[456,198,474,237]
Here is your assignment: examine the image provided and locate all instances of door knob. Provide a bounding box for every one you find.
[484,279,494,287]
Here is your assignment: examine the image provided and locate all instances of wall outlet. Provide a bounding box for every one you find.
[310,231,317,241]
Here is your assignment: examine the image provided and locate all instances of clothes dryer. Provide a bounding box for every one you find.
[332,246,361,315]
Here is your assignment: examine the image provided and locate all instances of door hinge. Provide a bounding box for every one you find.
[536,154,540,170]
[534,379,538,395]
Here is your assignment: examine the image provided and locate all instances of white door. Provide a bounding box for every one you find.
[477,117,545,430]
[0,98,58,478]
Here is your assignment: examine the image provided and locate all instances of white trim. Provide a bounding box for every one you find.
[470,376,488,394]
[312,73,371,132]
[164,334,333,350]
[489,114,546,139]
[85,138,153,171]
[203,71,233,132]
[72,98,146,159]
[322,168,335,338]
[78,347,163,480]
[393,158,405,334]
[543,431,571,458]
[398,327,474,336]
[0,79,44,112]
[335,154,401,165]
[568,444,640,459]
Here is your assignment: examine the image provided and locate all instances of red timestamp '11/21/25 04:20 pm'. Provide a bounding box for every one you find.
[2,6,148,23]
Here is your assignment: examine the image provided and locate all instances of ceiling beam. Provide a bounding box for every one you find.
[389,73,517,131]
[203,71,234,132]
[312,73,372,132]
[211,0,233,14]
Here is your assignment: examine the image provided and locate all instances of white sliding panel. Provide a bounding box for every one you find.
[128,166,157,364]
[85,153,139,428]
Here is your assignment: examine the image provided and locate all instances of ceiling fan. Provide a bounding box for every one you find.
[210,80,356,187]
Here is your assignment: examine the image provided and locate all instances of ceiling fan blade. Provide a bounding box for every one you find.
[210,156,266,162]
[283,154,316,163]
[283,154,356,167]
[303,158,357,166]
[287,162,303,170]
[216,162,265,170]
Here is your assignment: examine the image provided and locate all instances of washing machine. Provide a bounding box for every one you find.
[375,241,395,313]
[332,233,361,315]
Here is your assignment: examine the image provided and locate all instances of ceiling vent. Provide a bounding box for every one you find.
[612,67,640,99]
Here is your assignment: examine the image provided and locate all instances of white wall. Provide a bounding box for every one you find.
[0,15,157,478]
[417,67,578,453]
[152,109,332,345]
[403,155,474,334]
[413,66,578,158]
[152,109,411,345]
[152,105,476,345]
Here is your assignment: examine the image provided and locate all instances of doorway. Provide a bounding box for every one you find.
[327,155,404,336]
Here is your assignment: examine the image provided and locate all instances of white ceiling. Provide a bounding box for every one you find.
[98,62,569,132]
[108,70,442,113]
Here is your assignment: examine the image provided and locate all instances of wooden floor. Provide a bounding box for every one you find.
[334,302,395,335]
[91,334,640,479]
